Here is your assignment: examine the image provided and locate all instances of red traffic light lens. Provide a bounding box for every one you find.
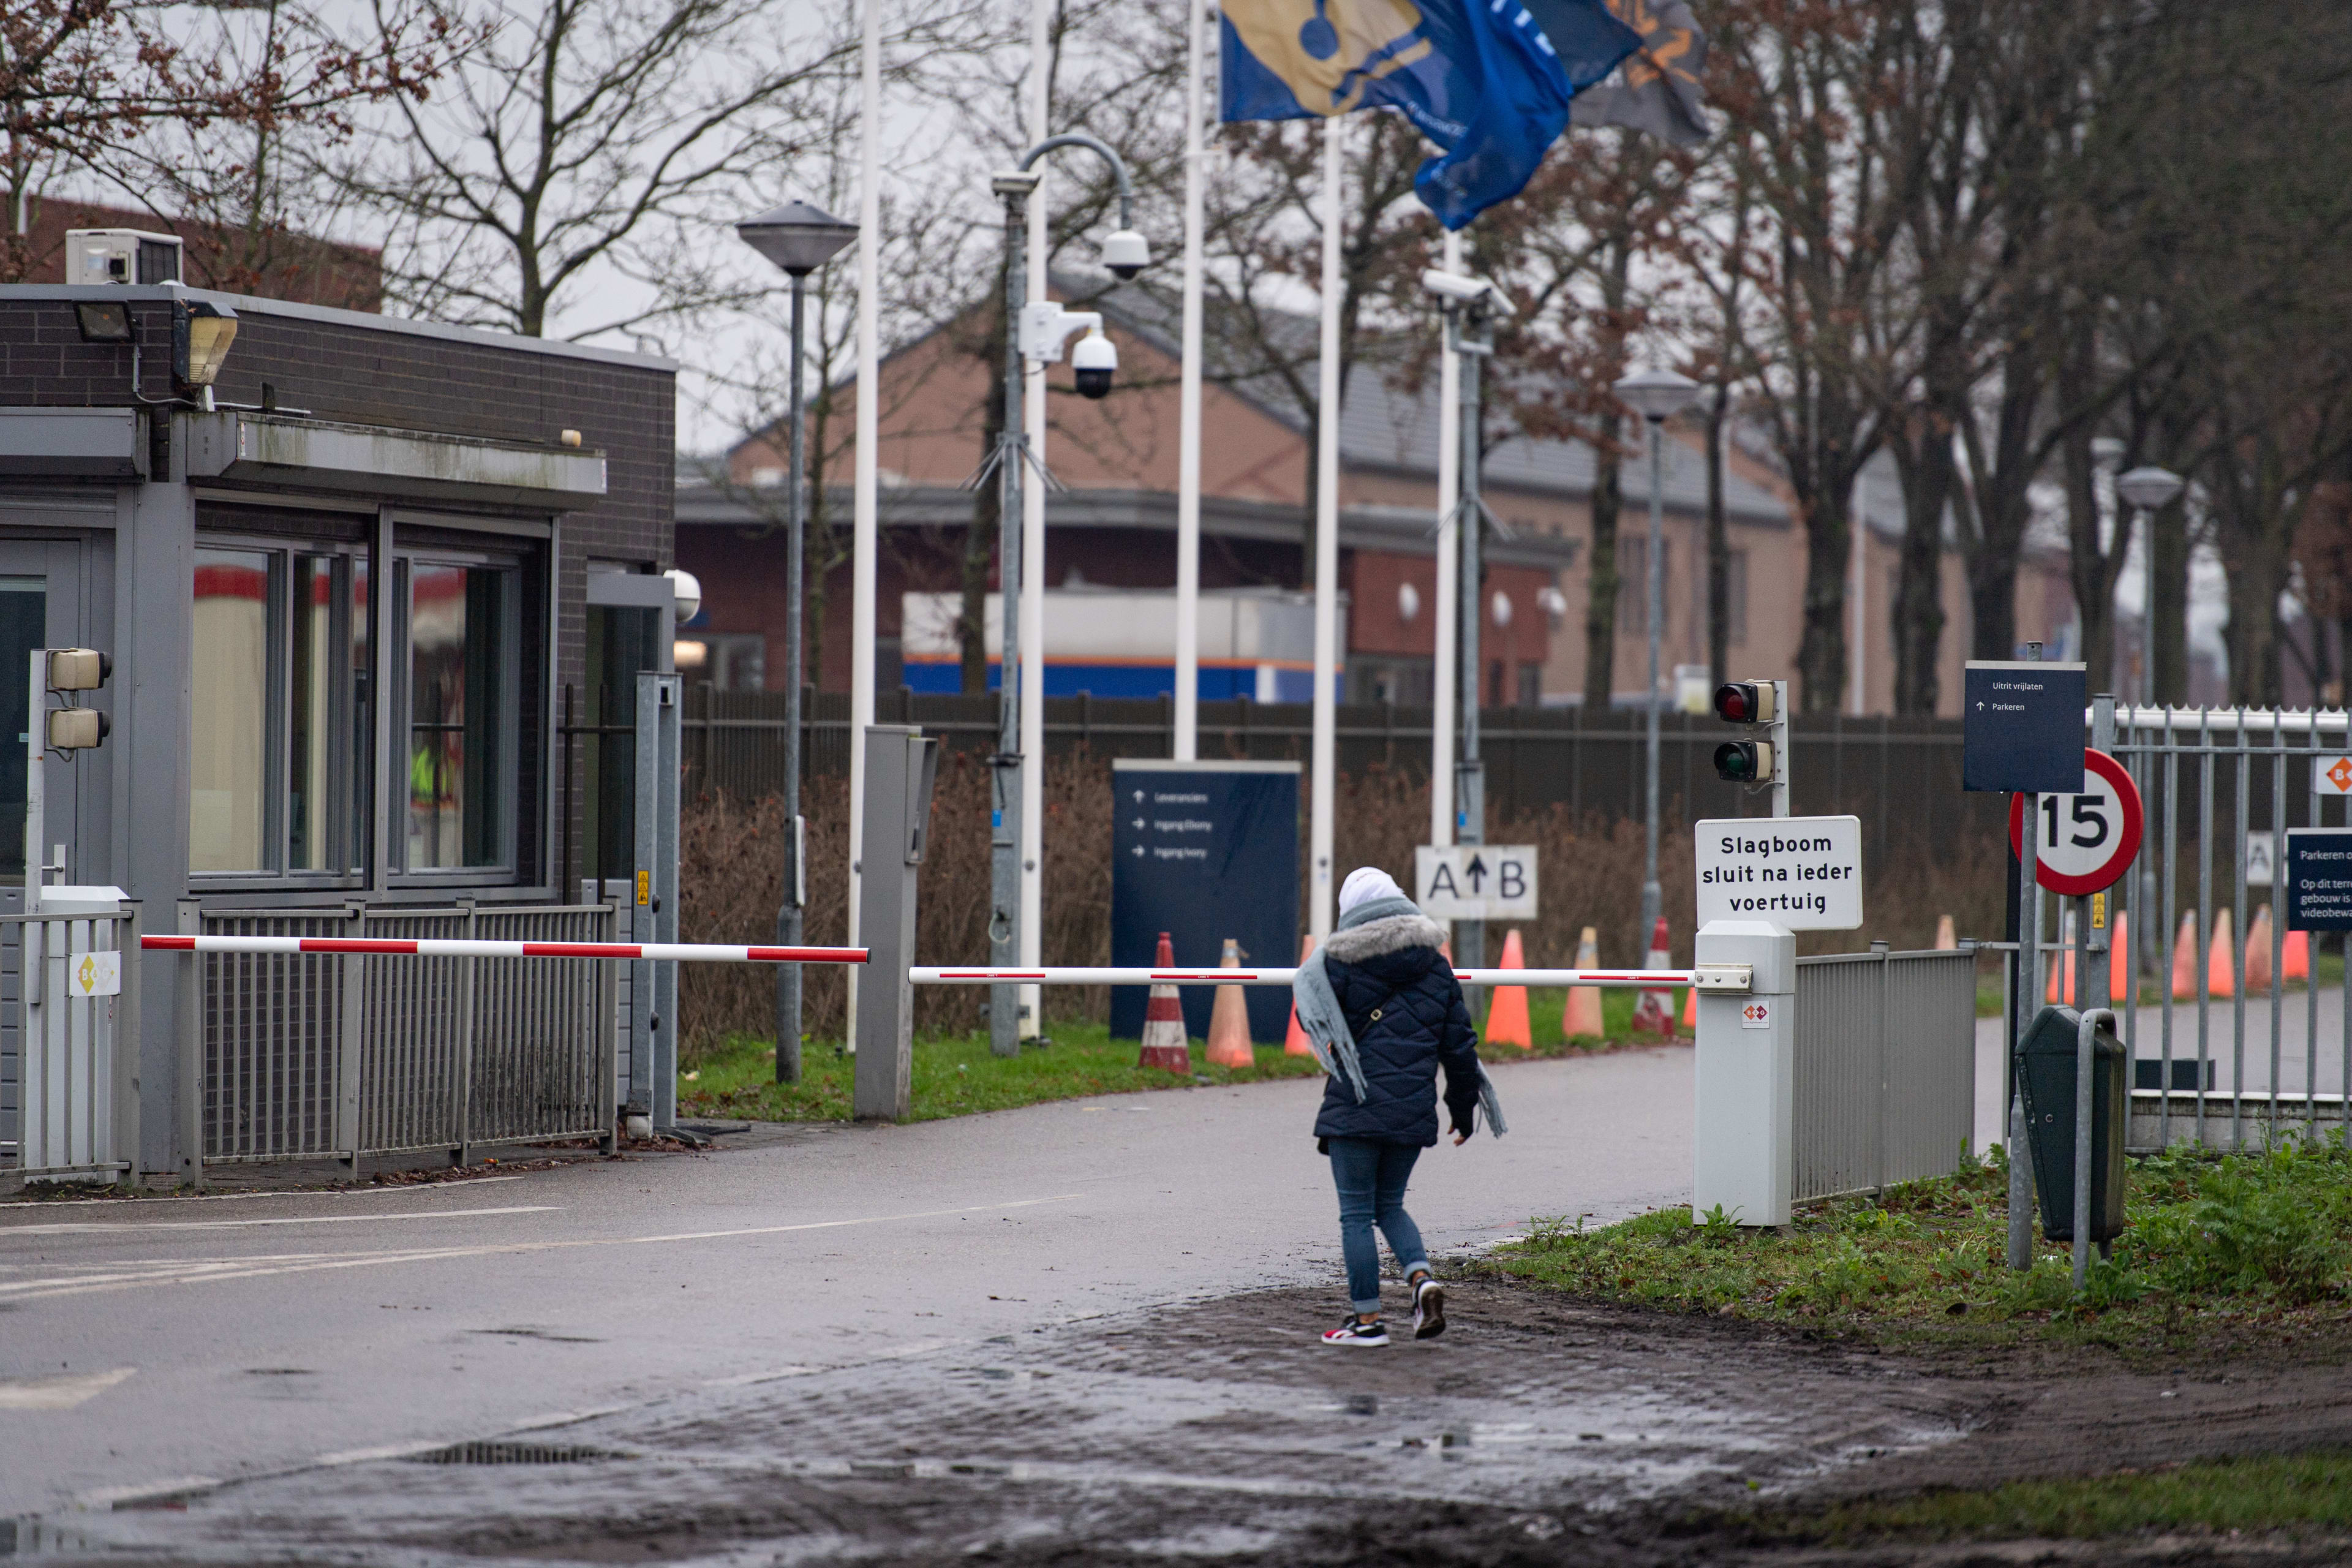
[1713,683,1758,723]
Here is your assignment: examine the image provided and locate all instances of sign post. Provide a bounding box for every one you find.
[1110,760,1300,1044]
[1964,655,2086,1272]
[1691,813,1862,1227]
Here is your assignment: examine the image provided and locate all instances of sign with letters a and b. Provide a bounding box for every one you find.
[1415,845,1537,920]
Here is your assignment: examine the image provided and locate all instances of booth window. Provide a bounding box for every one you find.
[400,557,516,872]
[190,543,371,878]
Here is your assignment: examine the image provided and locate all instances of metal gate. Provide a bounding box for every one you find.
[1792,946,1978,1202]
[2101,703,2352,1151]
[181,901,619,1172]
[8,902,138,1183]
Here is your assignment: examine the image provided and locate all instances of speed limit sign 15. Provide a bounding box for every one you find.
[2005,748,2144,894]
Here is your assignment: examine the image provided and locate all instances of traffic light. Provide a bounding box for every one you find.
[1714,736,1773,783]
[1711,677,1785,799]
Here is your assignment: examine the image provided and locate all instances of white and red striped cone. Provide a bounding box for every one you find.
[1137,931,1193,1073]
[1629,915,1676,1039]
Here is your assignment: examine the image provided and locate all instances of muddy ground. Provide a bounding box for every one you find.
[47,1277,2352,1566]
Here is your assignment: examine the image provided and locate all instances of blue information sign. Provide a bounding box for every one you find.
[1110,760,1300,1042]
[1962,661,2087,793]
[2286,828,2352,931]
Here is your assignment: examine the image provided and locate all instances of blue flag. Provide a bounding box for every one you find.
[1220,0,1642,228]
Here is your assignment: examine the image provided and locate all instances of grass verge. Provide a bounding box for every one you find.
[1731,1450,2352,1545]
[1481,1140,2352,1354]
[679,987,1677,1125]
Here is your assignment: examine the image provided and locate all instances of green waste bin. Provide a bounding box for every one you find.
[2018,1004,2127,1244]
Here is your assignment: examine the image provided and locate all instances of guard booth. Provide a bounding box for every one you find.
[0,281,679,1185]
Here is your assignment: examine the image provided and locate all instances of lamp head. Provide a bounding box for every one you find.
[2115,465,2185,511]
[735,198,859,277]
[1614,364,1700,423]
[172,298,238,390]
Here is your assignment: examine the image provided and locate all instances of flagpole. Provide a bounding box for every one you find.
[1429,227,1461,850]
[844,0,883,1050]
[1172,0,1206,762]
[1017,0,1050,1038]
[1310,116,1343,940]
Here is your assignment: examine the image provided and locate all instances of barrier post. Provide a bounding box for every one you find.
[1692,919,1795,1226]
[854,726,939,1120]
[175,898,203,1190]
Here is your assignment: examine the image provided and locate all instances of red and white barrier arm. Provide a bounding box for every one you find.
[910,966,1705,989]
[143,936,868,965]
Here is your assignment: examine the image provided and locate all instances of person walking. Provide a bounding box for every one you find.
[1291,866,1504,1346]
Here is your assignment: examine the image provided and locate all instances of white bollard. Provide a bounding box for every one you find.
[1693,919,1796,1227]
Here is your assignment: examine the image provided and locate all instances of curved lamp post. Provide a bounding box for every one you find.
[1615,365,1702,946]
[737,197,859,1083]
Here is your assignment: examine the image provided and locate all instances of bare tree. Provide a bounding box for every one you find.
[335,0,984,340]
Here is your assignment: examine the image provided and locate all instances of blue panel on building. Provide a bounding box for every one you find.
[900,661,1334,703]
[1109,761,1300,1044]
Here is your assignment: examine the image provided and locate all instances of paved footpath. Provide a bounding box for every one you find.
[0,1045,1694,1523]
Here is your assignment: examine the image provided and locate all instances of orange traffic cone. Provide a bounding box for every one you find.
[1137,932,1193,1072]
[1935,914,1957,951]
[1630,916,1676,1039]
[2245,907,2274,992]
[2206,908,2236,998]
[2046,944,2076,1005]
[1485,930,1532,1049]
[2109,910,2130,1003]
[1205,938,1256,1068]
[1283,934,1317,1056]
[1563,925,1605,1039]
[2171,911,2199,1000]
[2284,929,2311,983]
[1680,984,1697,1031]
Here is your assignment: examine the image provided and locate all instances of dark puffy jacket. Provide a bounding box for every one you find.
[1312,911,1486,1147]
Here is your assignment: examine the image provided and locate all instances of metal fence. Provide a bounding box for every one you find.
[1792,946,1978,1202]
[2094,704,2352,1152]
[183,901,619,1170]
[9,905,140,1183]
[682,687,2000,861]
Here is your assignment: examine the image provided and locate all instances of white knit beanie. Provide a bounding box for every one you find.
[1338,866,1406,916]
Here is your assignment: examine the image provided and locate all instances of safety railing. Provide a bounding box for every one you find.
[160,920,867,1180]
[1792,945,1978,1204]
[177,902,632,1173]
[8,902,140,1185]
[2103,705,2352,1152]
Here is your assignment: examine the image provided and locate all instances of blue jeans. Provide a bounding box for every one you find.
[1327,1137,1431,1313]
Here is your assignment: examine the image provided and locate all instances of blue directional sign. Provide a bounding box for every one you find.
[1962,661,2087,793]
[1110,760,1300,1043]
[2286,828,2352,931]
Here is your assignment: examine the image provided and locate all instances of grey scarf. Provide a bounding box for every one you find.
[1291,895,1508,1137]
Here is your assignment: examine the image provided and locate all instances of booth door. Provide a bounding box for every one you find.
[0,540,88,1167]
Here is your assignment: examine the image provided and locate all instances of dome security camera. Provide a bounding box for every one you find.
[1072,330,1118,399]
[1101,228,1150,281]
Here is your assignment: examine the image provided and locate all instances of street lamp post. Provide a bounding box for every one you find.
[1615,366,1701,946]
[2115,465,2185,707]
[736,198,859,1084]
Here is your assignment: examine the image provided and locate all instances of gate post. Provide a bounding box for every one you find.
[854,726,939,1121]
[632,672,682,1133]
[1693,919,1795,1226]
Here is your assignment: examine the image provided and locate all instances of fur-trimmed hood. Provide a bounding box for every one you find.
[1321,911,1449,965]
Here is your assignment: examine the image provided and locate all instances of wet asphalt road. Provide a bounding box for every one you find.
[1,1046,1698,1544]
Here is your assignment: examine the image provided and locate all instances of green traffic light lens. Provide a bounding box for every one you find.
[1713,742,1756,782]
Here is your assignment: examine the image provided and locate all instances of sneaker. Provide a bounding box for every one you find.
[1321,1316,1389,1347]
[1411,1277,1447,1340]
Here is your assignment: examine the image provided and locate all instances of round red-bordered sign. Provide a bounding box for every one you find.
[2005,748,2143,894]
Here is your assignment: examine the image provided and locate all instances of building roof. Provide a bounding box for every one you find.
[1065,271,1790,524]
